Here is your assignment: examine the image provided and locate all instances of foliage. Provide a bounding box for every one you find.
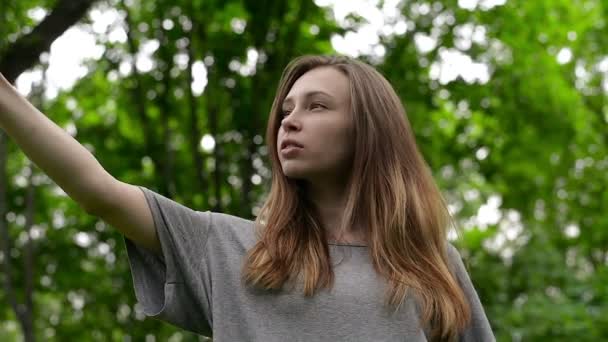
[1,0,607,340]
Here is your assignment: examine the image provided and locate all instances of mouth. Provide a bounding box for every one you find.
[280,139,304,150]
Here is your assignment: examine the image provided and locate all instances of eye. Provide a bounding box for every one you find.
[281,109,292,117]
[310,102,326,110]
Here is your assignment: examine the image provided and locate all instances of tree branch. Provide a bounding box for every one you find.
[0,0,98,83]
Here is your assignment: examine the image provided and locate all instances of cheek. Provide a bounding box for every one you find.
[275,128,284,152]
[313,128,353,164]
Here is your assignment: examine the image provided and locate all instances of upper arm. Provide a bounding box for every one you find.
[91,180,161,255]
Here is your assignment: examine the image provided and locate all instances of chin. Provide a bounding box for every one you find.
[280,163,311,180]
[282,168,307,179]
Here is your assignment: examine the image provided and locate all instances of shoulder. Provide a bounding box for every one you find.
[446,242,461,260]
[207,211,255,228]
[205,211,258,250]
[445,242,467,275]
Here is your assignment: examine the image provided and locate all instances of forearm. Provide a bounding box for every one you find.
[0,76,116,213]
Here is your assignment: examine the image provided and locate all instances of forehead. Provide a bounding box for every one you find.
[284,66,349,103]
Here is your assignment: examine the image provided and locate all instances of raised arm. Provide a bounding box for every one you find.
[0,73,161,254]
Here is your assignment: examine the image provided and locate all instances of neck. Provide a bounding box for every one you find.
[304,178,365,244]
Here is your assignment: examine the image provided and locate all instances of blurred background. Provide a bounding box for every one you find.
[0,0,607,340]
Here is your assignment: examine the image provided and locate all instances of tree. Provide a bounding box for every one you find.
[1,1,98,341]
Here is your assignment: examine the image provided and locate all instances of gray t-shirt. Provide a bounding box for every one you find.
[124,186,495,341]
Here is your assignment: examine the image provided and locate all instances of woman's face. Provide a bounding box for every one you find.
[277,66,354,182]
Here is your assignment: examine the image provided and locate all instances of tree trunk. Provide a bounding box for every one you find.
[21,163,37,342]
[209,97,222,213]
[186,7,207,207]
[122,2,164,190]
[155,7,177,199]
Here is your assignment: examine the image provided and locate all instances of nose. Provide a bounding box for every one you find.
[280,114,301,132]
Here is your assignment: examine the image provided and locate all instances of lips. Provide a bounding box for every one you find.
[280,139,304,150]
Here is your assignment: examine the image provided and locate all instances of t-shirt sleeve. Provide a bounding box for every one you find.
[446,243,496,342]
[123,186,213,336]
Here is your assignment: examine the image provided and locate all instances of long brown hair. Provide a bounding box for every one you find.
[242,55,470,340]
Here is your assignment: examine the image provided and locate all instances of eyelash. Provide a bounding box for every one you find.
[281,103,326,117]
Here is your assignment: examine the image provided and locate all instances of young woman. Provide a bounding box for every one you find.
[0,55,494,341]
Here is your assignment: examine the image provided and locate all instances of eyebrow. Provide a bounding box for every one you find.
[283,90,334,106]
